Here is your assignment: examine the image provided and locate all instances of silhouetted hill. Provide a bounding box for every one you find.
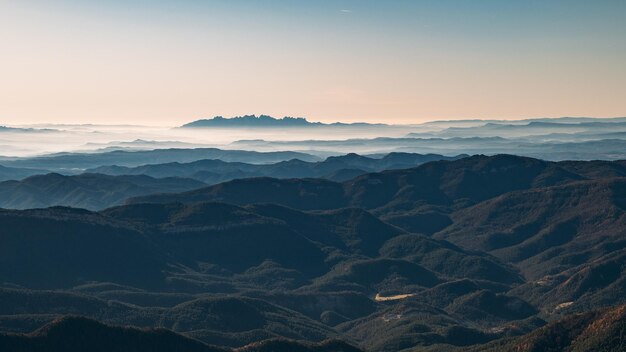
[130,177,348,210]
[0,173,206,210]
[181,115,386,128]
[1,147,319,172]
[0,316,363,352]
[238,338,363,352]
[134,154,561,205]
[87,152,464,184]
[0,316,226,352]
[0,165,49,182]
[0,288,342,347]
[129,154,587,233]
[183,115,315,127]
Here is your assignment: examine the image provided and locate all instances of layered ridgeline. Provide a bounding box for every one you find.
[4,305,624,352]
[0,152,463,210]
[225,117,626,161]
[0,316,362,352]
[131,155,626,234]
[88,152,466,183]
[0,202,522,350]
[1,155,626,351]
[0,165,49,182]
[0,147,320,172]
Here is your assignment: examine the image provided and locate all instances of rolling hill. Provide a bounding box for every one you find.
[88,152,465,184]
[0,173,206,210]
[0,165,50,182]
[0,316,363,352]
[0,147,319,172]
[2,154,626,351]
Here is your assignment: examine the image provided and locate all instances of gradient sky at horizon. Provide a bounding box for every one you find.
[1,0,625,125]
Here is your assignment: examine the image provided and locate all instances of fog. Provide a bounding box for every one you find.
[3,118,626,161]
[0,124,425,158]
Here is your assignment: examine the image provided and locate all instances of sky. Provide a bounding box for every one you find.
[0,0,625,126]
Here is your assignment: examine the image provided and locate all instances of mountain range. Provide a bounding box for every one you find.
[0,164,49,182]
[88,152,466,184]
[181,115,387,128]
[0,152,464,210]
[1,154,626,350]
[0,148,319,172]
[231,134,626,161]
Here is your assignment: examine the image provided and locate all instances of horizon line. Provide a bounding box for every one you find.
[6,115,626,129]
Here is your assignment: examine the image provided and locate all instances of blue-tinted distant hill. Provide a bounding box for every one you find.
[0,125,57,133]
[0,148,320,172]
[88,152,467,184]
[0,164,50,182]
[181,115,387,128]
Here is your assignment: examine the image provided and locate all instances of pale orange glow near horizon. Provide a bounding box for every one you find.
[1,1,624,126]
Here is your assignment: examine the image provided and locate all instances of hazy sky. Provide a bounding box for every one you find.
[1,0,625,125]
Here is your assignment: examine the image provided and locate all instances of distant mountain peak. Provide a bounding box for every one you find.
[181,115,388,128]
[181,115,316,128]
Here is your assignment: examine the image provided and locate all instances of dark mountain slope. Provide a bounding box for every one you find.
[559,160,626,179]
[0,288,342,348]
[0,173,206,210]
[436,178,626,280]
[129,155,584,234]
[0,207,167,289]
[308,258,441,293]
[380,234,522,284]
[129,177,348,210]
[130,154,568,210]
[108,202,402,281]
[162,296,338,347]
[338,299,496,352]
[4,155,626,351]
[89,158,266,183]
[246,204,404,256]
[343,154,581,211]
[0,316,227,352]
[237,338,363,352]
[324,168,368,182]
[245,291,377,327]
[465,304,626,352]
[0,316,363,352]
[104,202,329,277]
[445,289,537,323]
[0,202,404,290]
[435,178,626,314]
[509,247,626,313]
[0,198,539,350]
